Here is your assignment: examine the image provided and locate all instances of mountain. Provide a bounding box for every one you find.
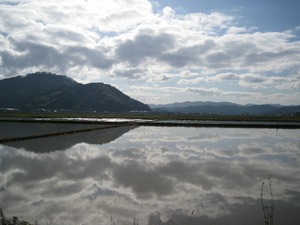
[150,101,238,109]
[0,72,150,112]
[3,125,136,152]
[150,101,300,116]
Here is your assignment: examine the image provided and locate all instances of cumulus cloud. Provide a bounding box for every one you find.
[0,0,299,104]
[113,160,175,199]
[115,33,175,65]
[111,66,145,79]
[159,39,215,68]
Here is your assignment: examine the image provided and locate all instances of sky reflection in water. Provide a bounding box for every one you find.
[0,125,300,225]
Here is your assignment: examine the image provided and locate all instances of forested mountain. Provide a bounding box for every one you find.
[0,72,150,112]
[150,101,300,115]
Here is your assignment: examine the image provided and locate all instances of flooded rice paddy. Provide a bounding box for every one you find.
[0,122,300,225]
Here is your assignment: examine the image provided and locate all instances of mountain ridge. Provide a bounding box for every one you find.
[0,72,150,112]
[150,101,300,115]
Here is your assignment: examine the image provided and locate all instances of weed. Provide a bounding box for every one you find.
[260,176,275,225]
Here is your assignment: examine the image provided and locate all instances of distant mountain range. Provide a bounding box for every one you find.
[1,72,299,115]
[0,72,150,112]
[150,101,300,115]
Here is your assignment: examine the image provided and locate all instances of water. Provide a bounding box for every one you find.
[0,122,300,225]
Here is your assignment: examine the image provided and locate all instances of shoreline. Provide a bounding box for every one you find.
[1,116,300,128]
[0,116,299,144]
[1,115,300,144]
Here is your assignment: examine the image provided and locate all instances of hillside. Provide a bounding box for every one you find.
[150,101,300,116]
[0,72,150,113]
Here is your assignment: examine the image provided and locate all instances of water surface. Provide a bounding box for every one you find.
[0,123,299,225]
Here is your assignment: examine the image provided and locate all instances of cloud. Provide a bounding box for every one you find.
[177,77,205,85]
[0,39,113,75]
[187,87,223,96]
[115,32,175,65]
[162,6,175,19]
[66,46,113,69]
[1,41,66,72]
[211,72,239,81]
[0,0,153,33]
[112,160,175,199]
[111,67,145,79]
[0,0,238,76]
[0,0,300,104]
[160,39,215,68]
[227,26,248,34]
[207,73,270,89]
[181,72,300,91]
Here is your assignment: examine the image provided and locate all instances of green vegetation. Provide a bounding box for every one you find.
[0,72,150,112]
[1,112,300,132]
[1,111,300,122]
[0,110,298,121]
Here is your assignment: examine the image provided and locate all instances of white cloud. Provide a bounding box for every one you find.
[162,6,175,19]
[226,26,248,34]
[0,0,300,104]
[177,77,205,85]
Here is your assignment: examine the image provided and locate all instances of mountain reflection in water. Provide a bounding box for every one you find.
[0,125,300,225]
[1,122,137,152]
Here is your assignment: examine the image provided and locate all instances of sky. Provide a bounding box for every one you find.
[0,0,299,105]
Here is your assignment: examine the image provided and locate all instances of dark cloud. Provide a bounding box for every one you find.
[158,160,214,190]
[115,33,175,65]
[0,42,66,75]
[156,160,264,191]
[214,73,239,81]
[160,51,197,68]
[1,151,113,186]
[66,46,114,69]
[0,185,6,192]
[284,189,300,205]
[0,40,113,76]
[242,75,267,83]
[40,181,83,198]
[0,190,27,208]
[46,28,87,43]
[83,183,121,201]
[111,147,145,160]
[205,51,233,68]
[146,198,300,225]
[0,1,22,6]
[158,36,300,71]
[112,67,145,79]
[160,40,215,67]
[243,48,300,67]
[31,199,44,206]
[112,160,175,199]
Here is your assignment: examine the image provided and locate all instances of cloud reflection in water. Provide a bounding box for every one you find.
[0,126,300,225]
